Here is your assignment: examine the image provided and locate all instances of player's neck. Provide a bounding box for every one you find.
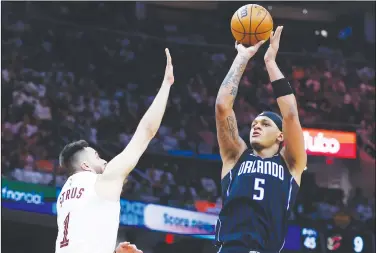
[252,147,279,158]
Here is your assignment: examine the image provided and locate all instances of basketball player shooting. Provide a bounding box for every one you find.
[55,48,175,253]
[214,26,307,253]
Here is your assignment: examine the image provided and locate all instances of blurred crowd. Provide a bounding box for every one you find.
[1,2,375,232]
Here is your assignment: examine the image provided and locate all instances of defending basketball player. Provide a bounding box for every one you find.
[55,48,174,253]
[214,26,307,253]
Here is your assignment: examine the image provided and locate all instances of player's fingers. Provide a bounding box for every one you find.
[125,244,137,249]
[119,242,131,248]
[270,31,274,40]
[165,48,172,66]
[253,40,265,50]
[277,26,284,40]
[275,26,283,40]
[235,41,239,49]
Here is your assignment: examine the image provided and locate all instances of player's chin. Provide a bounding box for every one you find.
[250,139,263,149]
[250,135,262,144]
[95,167,105,174]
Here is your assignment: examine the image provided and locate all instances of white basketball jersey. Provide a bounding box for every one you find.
[55,171,120,253]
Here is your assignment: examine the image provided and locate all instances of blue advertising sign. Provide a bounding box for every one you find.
[1,178,56,215]
[119,199,147,227]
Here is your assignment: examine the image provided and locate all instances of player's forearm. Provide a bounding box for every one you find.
[138,82,171,136]
[265,60,298,118]
[265,60,284,82]
[216,54,249,109]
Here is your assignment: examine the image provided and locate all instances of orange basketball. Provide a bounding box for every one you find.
[231,4,273,46]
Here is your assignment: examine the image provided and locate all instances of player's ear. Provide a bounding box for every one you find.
[80,162,90,171]
[277,131,284,142]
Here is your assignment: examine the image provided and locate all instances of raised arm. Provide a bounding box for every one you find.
[264,27,307,184]
[216,41,264,179]
[95,49,175,200]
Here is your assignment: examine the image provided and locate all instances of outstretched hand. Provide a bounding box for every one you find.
[115,242,143,253]
[264,26,283,63]
[235,40,265,60]
[163,48,174,86]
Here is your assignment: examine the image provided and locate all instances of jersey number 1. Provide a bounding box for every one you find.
[60,212,70,248]
[253,178,265,200]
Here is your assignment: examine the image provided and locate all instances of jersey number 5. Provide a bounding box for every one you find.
[60,212,70,248]
[253,178,265,200]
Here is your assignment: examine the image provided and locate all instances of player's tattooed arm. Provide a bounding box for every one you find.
[215,41,264,174]
[217,40,264,107]
[264,26,307,182]
[215,56,251,178]
[218,55,248,106]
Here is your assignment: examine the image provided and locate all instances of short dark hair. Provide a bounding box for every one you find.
[59,140,89,175]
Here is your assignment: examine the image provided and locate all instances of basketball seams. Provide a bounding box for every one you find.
[254,8,269,34]
[231,27,273,35]
[257,12,273,34]
[236,9,246,42]
[254,11,268,42]
[254,7,269,44]
[248,4,254,46]
[231,4,273,45]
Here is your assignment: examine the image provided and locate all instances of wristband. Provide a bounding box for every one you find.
[271,78,293,99]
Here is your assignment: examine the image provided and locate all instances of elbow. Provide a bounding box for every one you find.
[146,124,158,138]
[279,98,299,120]
[139,121,158,138]
[215,99,231,114]
[284,107,299,120]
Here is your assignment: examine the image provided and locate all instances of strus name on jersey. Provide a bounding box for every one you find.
[237,160,284,181]
[59,187,85,207]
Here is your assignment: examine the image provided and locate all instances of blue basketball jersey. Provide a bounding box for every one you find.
[215,150,299,252]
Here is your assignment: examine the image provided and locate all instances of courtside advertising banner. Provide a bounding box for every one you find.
[302,128,357,159]
[3,180,372,252]
[1,178,56,214]
[144,204,217,235]
[119,199,147,227]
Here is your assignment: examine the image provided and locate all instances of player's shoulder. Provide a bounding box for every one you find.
[73,171,97,179]
[63,171,98,188]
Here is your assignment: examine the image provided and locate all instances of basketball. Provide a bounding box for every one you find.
[231,4,273,46]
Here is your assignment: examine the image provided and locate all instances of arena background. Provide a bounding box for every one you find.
[1,1,375,253]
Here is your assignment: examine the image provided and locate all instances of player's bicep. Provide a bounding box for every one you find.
[215,108,247,163]
[103,127,153,180]
[95,176,126,201]
[95,127,154,200]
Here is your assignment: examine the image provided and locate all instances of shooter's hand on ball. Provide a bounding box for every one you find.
[235,40,265,60]
[115,242,143,253]
[264,26,283,63]
[162,48,174,86]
